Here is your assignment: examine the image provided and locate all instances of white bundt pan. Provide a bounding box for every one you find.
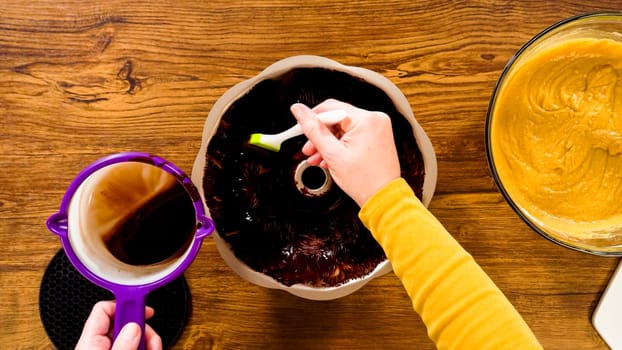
[191,55,437,300]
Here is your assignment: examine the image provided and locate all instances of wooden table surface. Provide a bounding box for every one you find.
[2,1,621,349]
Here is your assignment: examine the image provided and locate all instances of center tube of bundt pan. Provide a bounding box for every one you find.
[294,160,333,197]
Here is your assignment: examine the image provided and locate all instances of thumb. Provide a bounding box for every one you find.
[290,103,342,155]
[111,322,141,350]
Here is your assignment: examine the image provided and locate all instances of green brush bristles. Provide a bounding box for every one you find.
[248,133,280,152]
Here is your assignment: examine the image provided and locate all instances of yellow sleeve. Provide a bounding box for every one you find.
[359,178,542,350]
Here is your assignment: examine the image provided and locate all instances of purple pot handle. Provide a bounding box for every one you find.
[113,288,148,350]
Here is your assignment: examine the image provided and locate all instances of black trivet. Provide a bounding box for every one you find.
[39,249,191,349]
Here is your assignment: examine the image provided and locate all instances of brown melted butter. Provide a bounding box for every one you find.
[203,68,424,287]
[105,181,196,266]
[82,162,197,266]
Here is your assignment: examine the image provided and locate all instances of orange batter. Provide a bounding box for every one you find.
[491,36,622,243]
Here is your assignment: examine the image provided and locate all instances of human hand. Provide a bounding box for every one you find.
[75,300,162,350]
[290,99,401,207]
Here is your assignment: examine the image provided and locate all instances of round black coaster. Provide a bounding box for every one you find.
[39,249,191,350]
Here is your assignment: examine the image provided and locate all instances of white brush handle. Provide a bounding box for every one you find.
[316,109,348,125]
[277,109,348,140]
[257,109,348,150]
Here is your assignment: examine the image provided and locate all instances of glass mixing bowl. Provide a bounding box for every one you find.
[486,12,622,256]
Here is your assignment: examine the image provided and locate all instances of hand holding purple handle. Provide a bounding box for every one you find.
[46,152,214,349]
[113,289,148,350]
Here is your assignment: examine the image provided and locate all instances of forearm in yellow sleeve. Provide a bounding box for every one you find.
[359,178,542,350]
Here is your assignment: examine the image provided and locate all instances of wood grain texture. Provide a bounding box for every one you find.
[1,1,621,349]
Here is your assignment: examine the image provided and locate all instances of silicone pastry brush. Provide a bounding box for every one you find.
[248,109,347,152]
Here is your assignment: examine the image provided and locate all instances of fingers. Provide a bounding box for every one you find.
[81,301,116,340]
[107,309,160,350]
[145,306,155,320]
[77,301,159,350]
[111,322,141,350]
[145,324,163,350]
[312,99,356,114]
[305,152,323,166]
[301,140,317,156]
[290,103,342,157]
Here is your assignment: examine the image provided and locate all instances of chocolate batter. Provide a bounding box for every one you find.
[203,68,424,287]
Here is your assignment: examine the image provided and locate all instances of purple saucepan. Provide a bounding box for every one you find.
[46,152,214,349]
